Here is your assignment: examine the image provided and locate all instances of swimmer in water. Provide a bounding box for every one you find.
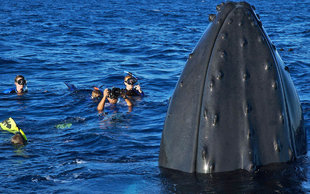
[123,72,144,97]
[97,87,132,112]
[11,133,26,145]
[91,88,102,99]
[2,75,28,95]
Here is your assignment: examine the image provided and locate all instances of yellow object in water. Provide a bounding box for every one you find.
[56,123,72,129]
[0,117,27,141]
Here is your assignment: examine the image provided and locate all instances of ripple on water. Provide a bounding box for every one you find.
[0,0,309,193]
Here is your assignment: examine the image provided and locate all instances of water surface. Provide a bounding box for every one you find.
[0,0,309,193]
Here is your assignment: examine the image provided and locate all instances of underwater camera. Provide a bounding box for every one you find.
[108,87,125,99]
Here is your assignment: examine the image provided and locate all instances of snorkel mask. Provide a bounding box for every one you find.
[17,79,26,86]
[15,77,28,93]
[124,71,138,85]
[125,77,137,85]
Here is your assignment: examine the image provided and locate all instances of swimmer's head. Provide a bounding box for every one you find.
[14,75,26,94]
[92,89,102,99]
[107,98,118,104]
[124,75,137,90]
[11,133,26,145]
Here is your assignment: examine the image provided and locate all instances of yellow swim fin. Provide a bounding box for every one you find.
[0,117,27,141]
[0,117,19,134]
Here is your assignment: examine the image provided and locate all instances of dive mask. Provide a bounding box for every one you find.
[17,79,26,86]
[125,78,137,85]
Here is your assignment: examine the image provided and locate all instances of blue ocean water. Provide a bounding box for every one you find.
[0,0,309,193]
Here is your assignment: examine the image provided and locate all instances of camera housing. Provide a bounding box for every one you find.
[108,87,125,99]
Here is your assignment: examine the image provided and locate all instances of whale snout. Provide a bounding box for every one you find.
[159,2,306,174]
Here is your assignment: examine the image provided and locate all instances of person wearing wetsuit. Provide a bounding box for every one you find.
[2,75,27,95]
[124,74,144,97]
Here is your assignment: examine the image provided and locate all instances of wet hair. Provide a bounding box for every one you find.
[124,75,132,82]
[11,133,26,145]
[15,75,25,83]
[92,89,102,98]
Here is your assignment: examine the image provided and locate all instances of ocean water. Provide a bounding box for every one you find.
[0,0,309,193]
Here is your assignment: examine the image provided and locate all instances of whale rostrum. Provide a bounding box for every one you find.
[159,2,306,174]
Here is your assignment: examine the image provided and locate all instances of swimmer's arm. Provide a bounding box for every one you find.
[97,96,106,112]
[97,88,109,112]
[124,97,133,107]
[2,88,15,94]
[121,92,133,106]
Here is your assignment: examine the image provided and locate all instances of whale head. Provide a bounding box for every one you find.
[159,2,306,174]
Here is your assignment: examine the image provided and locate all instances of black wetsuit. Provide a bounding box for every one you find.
[125,88,144,97]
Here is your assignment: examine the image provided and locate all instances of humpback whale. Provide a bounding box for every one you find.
[159,2,306,174]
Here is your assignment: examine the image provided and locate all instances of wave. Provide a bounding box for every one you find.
[0,58,18,65]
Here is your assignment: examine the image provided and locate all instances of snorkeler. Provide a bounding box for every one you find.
[91,88,103,99]
[2,75,28,95]
[11,133,26,145]
[123,72,144,97]
[97,87,132,112]
[0,117,27,145]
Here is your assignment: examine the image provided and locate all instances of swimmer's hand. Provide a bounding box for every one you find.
[121,92,127,99]
[103,88,109,98]
[134,85,142,93]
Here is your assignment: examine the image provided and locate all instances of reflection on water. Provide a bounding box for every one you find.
[160,158,309,193]
[13,146,30,158]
